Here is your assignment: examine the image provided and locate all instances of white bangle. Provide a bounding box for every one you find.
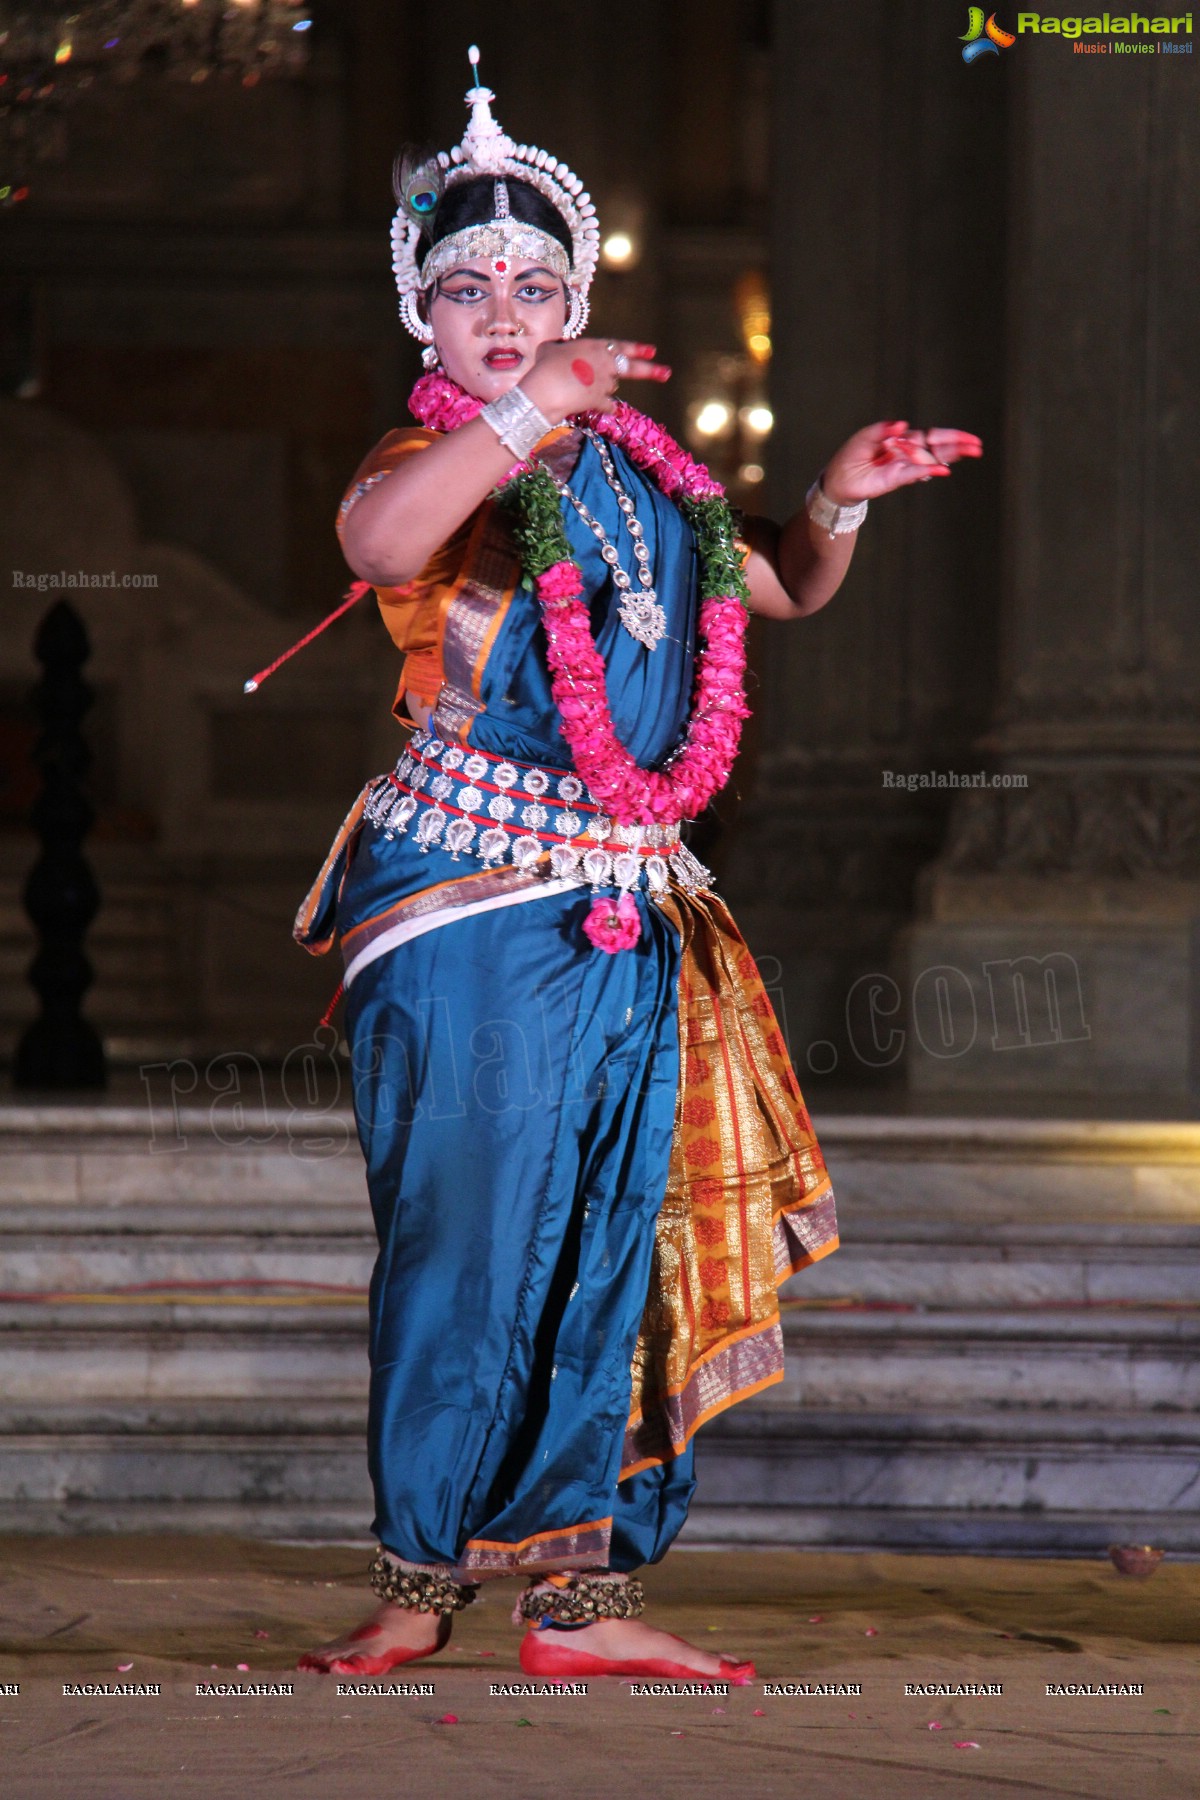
[479,384,553,464]
[806,473,868,540]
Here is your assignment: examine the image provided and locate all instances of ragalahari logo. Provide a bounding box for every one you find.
[961,7,1017,58]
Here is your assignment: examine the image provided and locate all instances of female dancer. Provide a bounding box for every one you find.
[294,51,982,1682]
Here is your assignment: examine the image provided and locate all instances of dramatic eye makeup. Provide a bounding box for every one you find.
[435,266,563,304]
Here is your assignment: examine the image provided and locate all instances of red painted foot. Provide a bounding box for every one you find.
[519,1628,754,1685]
[298,1614,450,1676]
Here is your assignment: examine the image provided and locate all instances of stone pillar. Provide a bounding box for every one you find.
[721,1,1006,1085]
[904,47,1200,1098]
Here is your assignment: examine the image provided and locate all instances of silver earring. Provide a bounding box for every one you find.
[422,345,441,370]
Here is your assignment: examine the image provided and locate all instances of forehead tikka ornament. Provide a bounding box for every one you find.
[390,45,600,343]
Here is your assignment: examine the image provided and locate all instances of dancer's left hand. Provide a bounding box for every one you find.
[821,421,983,504]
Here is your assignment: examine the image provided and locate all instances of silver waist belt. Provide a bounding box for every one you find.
[362,726,714,895]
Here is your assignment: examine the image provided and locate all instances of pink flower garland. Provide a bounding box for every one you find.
[409,374,751,831]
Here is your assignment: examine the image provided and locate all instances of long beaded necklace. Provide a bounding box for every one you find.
[543,428,668,652]
[407,372,752,831]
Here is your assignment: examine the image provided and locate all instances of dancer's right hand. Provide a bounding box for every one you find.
[523,338,671,422]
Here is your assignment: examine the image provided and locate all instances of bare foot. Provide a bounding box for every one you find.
[298,1602,451,1675]
[519,1611,754,1682]
[543,1617,733,1675]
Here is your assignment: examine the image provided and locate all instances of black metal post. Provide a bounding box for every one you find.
[14,597,106,1089]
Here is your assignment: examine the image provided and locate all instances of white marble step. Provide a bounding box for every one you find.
[698,1406,1200,1510]
[787,1235,1200,1307]
[2,1103,1198,1549]
[5,1228,1200,1306]
[0,1307,368,1403]
[0,1402,1193,1551]
[0,1234,375,1291]
[6,1108,1200,1219]
[691,1406,1200,1553]
[776,1306,1200,1410]
[0,1300,1195,1413]
[681,1506,1200,1556]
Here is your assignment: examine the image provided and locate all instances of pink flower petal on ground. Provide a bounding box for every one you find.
[437,1714,459,1725]
[954,1741,980,1750]
[479,1650,495,1657]
[808,1615,824,1624]
[864,1628,878,1637]
[927,1721,943,1730]
[210,1664,219,1670]
[753,1708,766,1717]
[236,1663,250,1672]
[711,1707,726,1714]
[116,1663,133,1672]
[254,1630,269,1639]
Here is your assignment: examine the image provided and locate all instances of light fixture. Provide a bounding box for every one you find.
[693,400,733,438]
[600,230,636,269]
[734,271,772,367]
[740,404,774,436]
[738,463,765,485]
[0,0,312,204]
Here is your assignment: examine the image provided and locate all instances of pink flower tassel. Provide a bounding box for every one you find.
[581,892,642,953]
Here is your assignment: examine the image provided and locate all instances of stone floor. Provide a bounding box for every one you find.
[1,1539,1195,1799]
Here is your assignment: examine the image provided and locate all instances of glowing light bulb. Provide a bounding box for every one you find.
[742,405,774,436]
[693,401,732,438]
[601,231,635,268]
[738,463,765,484]
[54,40,72,63]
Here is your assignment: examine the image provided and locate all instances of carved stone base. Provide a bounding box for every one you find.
[718,779,947,1090]
[899,917,1198,1099]
[905,764,1200,1096]
[940,766,1200,880]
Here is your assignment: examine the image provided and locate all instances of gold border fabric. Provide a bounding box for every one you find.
[622,884,839,1476]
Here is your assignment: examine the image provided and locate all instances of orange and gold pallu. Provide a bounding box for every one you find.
[623,886,838,1476]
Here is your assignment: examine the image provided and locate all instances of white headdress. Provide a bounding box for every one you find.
[391,46,600,343]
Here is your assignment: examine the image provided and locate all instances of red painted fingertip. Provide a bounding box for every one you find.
[654,366,672,381]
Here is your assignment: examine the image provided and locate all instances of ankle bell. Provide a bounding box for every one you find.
[367,1548,477,1615]
[517,1572,645,1626]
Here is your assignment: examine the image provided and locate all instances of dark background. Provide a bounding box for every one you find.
[1,1,1195,1104]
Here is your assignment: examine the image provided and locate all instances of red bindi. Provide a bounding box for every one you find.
[571,358,596,386]
[494,259,507,273]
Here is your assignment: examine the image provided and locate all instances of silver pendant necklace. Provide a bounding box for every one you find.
[541,429,669,652]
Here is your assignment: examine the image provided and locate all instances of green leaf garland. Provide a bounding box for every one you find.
[495,470,572,577]
[681,497,752,605]
[497,456,751,608]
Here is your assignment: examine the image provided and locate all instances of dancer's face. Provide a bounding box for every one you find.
[427,259,569,401]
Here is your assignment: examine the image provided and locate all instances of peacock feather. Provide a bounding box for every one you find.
[392,144,444,231]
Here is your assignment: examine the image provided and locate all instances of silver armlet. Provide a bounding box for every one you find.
[805,474,869,540]
[479,384,553,464]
